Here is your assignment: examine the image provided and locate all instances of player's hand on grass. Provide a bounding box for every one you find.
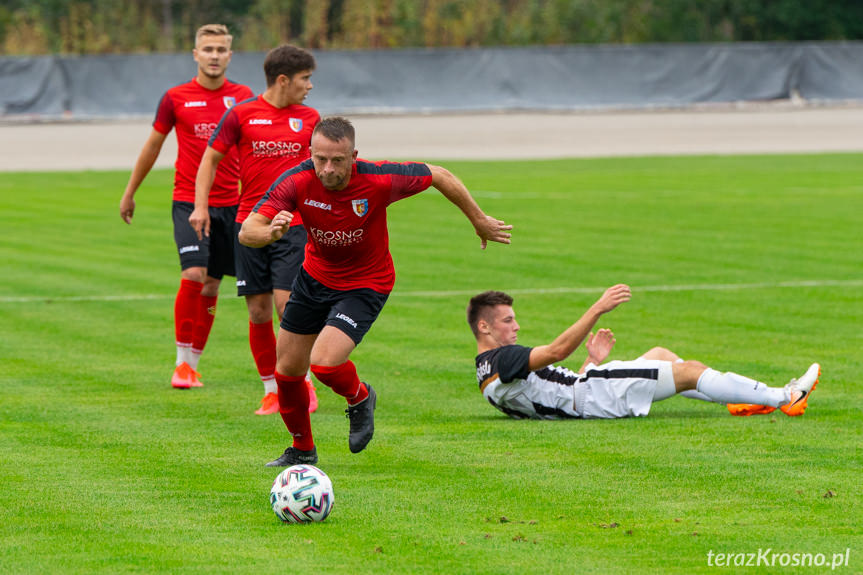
[586,329,616,365]
[475,215,512,249]
[593,284,631,314]
[269,210,294,242]
[189,207,210,240]
[120,194,135,224]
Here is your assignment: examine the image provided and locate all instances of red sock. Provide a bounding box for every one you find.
[192,294,218,353]
[276,372,314,450]
[248,320,276,379]
[174,279,203,348]
[311,361,367,405]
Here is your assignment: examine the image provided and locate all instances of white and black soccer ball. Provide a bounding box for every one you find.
[270,464,335,523]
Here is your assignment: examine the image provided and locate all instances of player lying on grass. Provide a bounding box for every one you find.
[468,285,820,420]
[240,116,513,467]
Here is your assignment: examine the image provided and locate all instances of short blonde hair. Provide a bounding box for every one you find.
[196,24,232,46]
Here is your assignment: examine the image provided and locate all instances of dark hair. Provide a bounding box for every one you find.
[263,44,315,87]
[466,291,513,338]
[312,116,356,147]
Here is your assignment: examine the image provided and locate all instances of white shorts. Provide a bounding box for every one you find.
[575,359,674,419]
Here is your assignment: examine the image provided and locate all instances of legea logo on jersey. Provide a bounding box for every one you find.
[249,119,272,125]
[289,118,303,132]
[304,199,332,211]
[352,199,369,217]
[223,96,236,109]
[184,101,207,108]
[252,140,303,157]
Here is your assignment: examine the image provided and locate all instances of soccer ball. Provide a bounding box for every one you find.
[270,464,335,523]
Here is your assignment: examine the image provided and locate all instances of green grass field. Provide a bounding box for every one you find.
[1,154,861,574]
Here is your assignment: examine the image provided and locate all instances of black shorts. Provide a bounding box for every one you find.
[234,222,306,296]
[172,201,236,279]
[281,267,390,345]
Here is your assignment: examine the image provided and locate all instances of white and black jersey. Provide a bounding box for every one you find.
[475,345,582,419]
[475,345,673,420]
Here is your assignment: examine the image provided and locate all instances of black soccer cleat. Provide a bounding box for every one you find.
[346,383,376,453]
[265,446,318,467]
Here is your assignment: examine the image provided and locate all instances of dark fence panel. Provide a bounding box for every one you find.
[1,42,860,118]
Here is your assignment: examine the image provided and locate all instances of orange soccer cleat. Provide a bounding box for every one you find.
[188,368,204,388]
[171,361,197,389]
[780,363,820,417]
[255,392,280,415]
[727,403,776,416]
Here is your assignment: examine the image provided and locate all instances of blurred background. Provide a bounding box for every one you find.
[2,0,862,166]
[3,0,863,54]
[3,0,863,118]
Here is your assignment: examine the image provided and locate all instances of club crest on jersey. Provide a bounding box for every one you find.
[352,199,369,217]
[289,118,303,132]
[223,96,237,109]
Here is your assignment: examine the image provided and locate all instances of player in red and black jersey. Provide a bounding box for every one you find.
[239,116,513,466]
[120,24,253,390]
[192,45,319,416]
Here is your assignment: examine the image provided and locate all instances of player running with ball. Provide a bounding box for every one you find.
[240,116,513,466]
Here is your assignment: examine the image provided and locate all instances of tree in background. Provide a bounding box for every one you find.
[2,0,862,55]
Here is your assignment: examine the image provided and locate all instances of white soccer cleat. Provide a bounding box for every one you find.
[781,363,820,416]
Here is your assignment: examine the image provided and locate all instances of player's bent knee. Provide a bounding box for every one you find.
[642,346,678,361]
[683,360,707,371]
[245,295,273,323]
[181,267,206,283]
[672,360,708,389]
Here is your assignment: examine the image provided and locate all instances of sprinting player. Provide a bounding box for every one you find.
[467,286,820,420]
[239,116,513,466]
[120,24,253,389]
[192,44,319,415]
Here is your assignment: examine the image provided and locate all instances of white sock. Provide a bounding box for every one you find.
[679,390,716,403]
[176,344,193,367]
[696,368,788,407]
[188,349,202,371]
[262,375,277,395]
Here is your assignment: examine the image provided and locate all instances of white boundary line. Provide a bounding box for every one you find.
[1,279,860,303]
[397,279,863,298]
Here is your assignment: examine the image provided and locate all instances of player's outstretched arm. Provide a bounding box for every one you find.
[239,211,293,248]
[528,285,631,371]
[120,129,167,224]
[427,164,512,249]
[191,146,225,240]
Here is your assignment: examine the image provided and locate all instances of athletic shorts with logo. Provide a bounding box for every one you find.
[234,222,306,296]
[172,201,236,279]
[281,267,389,345]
